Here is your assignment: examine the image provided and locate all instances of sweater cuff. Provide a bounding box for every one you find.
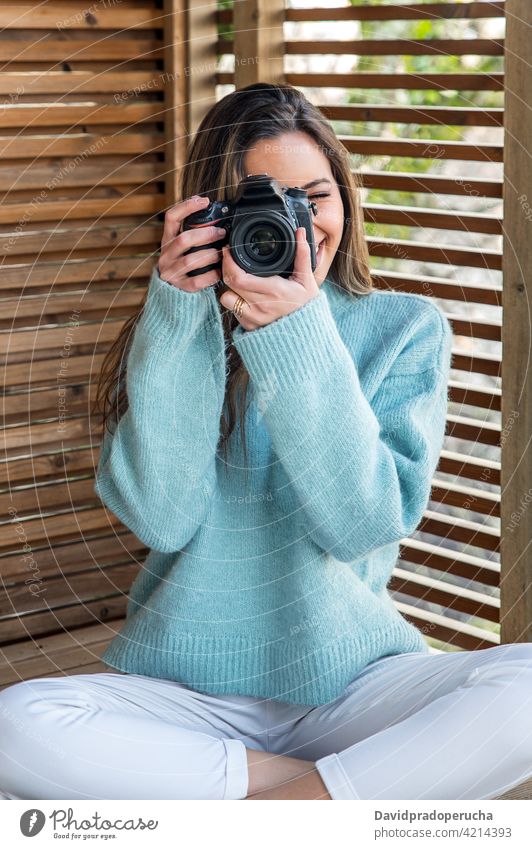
[138,264,218,341]
[231,289,343,389]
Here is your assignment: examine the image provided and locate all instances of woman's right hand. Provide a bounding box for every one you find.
[157,195,226,292]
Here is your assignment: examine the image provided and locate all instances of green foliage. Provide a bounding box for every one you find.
[346,0,503,184]
[338,0,504,267]
[218,0,233,40]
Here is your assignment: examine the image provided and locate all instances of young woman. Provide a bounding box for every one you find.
[1,83,531,801]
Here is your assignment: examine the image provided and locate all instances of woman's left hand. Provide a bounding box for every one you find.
[219,227,320,331]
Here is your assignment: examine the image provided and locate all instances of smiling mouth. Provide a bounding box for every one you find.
[316,238,326,262]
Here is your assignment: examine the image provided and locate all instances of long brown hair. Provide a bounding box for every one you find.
[93,83,373,466]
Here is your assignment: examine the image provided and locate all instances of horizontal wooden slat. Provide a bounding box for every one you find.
[0,102,162,129]
[0,505,122,552]
[4,385,94,423]
[0,530,144,582]
[0,476,99,518]
[340,135,503,162]
[0,318,125,357]
[448,380,500,410]
[219,72,505,91]
[3,416,98,459]
[292,38,505,56]
[449,348,500,378]
[285,72,504,91]
[446,413,500,446]
[3,428,100,470]
[367,236,501,269]
[321,104,503,127]
[0,192,160,226]
[418,509,499,552]
[0,220,161,258]
[0,618,112,664]
[430,478,500,518]
[438,450,500,486]
[0,256,153,294]
[0,597,127,648]
[0,131,164,160]
[0,287,143,325]
[358,170,502,199]
[1,93,162,107]
[219,39,505,56]
[4,353,106,391]
[0,158,162,193]
[447,314,501,342]
[371,270,502,307]
[1,444,101,490]
[399,602,498,651]
[0,71,166,97]
[400,540,499,588]
[0,562,135,621]
[0,36,163,64]
[364,203,502,234]
[0,123,159,136]
[219,3,506,23]
[392,567,499,621]
[0,3,159,30]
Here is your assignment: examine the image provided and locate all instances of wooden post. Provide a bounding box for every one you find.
[163,0,187,206]
[185,0,218,137]
[501,0,532,644]
[233,0,285,88]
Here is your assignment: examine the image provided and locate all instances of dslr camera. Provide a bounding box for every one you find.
[181,173,318,278]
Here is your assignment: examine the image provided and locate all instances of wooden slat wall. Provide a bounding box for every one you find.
[2,0,528,688]
[214,1,508,653]
[0,0,171,681]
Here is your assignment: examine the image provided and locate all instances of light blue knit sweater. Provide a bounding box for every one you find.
[95,263,452,706]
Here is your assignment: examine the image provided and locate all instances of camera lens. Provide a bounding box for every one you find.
[248,226,280,259]
[231,212,295,276]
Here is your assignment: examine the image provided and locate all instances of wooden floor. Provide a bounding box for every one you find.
[0,623,530,799]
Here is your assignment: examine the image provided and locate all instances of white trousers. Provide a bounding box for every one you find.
[1,643,531,800]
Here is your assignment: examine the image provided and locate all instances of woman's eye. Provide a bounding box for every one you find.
[309,193,330,200]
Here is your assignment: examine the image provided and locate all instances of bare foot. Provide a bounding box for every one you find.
[246,767,331,800]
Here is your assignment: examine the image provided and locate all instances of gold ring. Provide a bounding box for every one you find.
[232,295,246,319]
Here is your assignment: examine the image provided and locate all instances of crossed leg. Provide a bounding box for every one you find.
[0,672,261,799]
[264,644,532,800]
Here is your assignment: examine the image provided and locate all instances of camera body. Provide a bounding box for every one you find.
[181,173,317,278]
